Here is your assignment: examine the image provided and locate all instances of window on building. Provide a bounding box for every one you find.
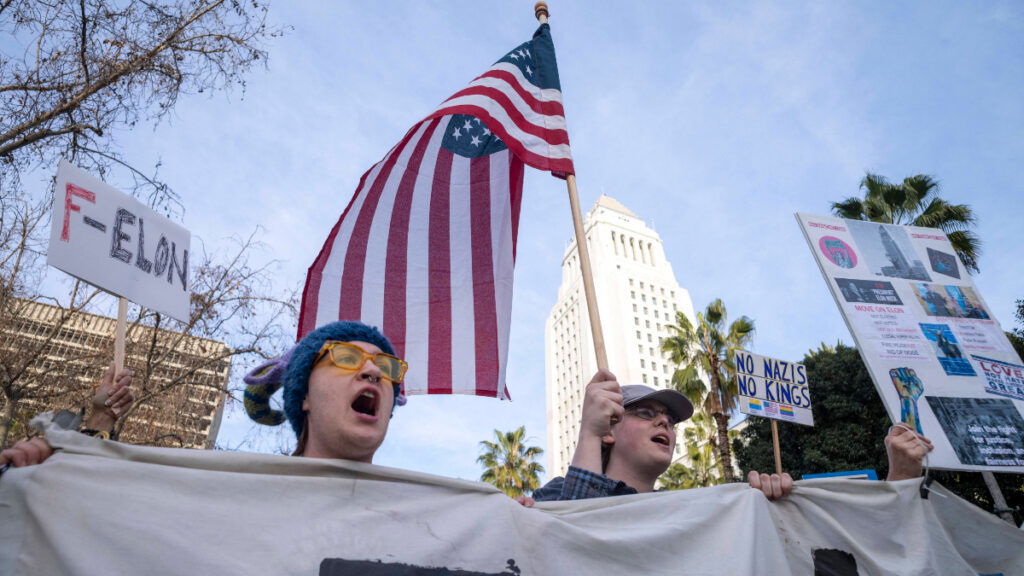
[641,294,646,302]
[642,374,648,383]
[636,331,641,340]
[654,377,659,386]
[645,320,650,328]
[632,304,637,312]
[640,359,645,368]
[640,281,645,289]
[647,333,652,342]
[634,317,639,326]
[631,291,636,299]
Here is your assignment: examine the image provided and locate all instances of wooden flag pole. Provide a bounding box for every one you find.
[770,419,783,475]
[535,2,609,372]
[564,175,609,371]
[114,297,127,373]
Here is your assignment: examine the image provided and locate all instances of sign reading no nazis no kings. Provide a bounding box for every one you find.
[47,160,191,321]
[735,350,814,426]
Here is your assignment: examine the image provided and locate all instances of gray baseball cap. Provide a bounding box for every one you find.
[621,385,694,424]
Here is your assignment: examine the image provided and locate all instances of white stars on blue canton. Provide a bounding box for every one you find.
[442,114,506,158]
[500,42,536,80]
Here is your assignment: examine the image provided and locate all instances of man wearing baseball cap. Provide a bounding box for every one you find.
[531,370,792,501]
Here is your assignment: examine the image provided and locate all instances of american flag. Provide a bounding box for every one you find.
[298,24,573,399]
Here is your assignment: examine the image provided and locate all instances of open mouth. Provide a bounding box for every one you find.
[351,390,380,417]
[651,434,670,446]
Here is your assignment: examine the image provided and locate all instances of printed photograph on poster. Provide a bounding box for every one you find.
[818,236,858,269]
[845,220,931,281]
[845,302,921,341]
[889,367,925,434]
[972,356,1024,402]
[925,396,1024,467]
[912,283,990,319]
[834,278,903,305]
[919,323,976,377]
[926,247,961,279]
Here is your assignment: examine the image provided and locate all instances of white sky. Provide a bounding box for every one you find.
[28,1,1024,481]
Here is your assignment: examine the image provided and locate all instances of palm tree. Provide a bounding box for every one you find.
[831,172,981,273]
[659,411,723,490]
[477,426,545,498]
[662,299,754,483]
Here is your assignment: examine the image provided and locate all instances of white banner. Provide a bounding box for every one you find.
[47,160,191,321]
[1,420,1021,575]
[796,213,1024,473]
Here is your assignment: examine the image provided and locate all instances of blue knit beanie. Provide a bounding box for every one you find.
[243,321,406,437]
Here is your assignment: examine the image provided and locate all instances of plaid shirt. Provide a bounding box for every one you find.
[532,466,639,501]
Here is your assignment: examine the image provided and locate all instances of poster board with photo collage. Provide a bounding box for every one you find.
[796,213,1024,473]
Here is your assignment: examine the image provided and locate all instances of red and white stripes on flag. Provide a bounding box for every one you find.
[436,61,573,177]
[298,24,572,399]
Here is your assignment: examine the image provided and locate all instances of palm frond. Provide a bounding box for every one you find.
[477,426,545,497]
[840,171,981,273]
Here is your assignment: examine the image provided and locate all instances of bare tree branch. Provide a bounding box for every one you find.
[1,0,282,208]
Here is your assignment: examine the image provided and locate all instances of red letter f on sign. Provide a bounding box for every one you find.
[62,183,96,242]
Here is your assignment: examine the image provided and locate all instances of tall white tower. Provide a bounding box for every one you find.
[545,196,697,476]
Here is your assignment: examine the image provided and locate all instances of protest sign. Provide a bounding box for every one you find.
[735,350,813,426]
[1,419,1021,576]
[796,213,1024,472]
[47,160,191,321]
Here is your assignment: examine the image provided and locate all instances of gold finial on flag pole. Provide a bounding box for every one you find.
[534,2,549,23]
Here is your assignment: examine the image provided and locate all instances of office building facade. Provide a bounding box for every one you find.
[0,298,229,449]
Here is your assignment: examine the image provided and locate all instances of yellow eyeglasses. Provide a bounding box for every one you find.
[315,341,408,384]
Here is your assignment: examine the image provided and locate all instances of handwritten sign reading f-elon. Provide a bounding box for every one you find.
[735,350,814,426]
[47,160,191,321]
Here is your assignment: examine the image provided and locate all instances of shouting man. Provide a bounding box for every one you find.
[531,370,791,502]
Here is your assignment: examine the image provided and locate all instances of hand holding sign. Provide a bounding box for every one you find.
[87,363,134,432]
[885,425,933,481]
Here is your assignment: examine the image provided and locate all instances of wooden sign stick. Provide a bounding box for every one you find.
[771,419,783,475]
[114,297,127,373]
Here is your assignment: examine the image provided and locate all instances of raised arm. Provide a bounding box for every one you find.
[570,370,623,474]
